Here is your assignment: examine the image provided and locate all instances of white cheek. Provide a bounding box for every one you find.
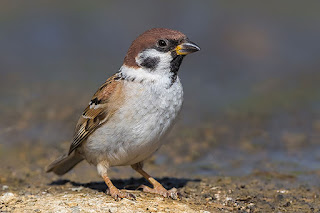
[136,49,172,71]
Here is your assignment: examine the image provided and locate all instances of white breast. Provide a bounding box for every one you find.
[83,67,183,167]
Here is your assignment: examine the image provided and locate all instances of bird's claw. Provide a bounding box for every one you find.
[106,188,136,201]
[138,185,180,200]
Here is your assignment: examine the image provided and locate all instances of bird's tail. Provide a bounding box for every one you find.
[45,152,84,176]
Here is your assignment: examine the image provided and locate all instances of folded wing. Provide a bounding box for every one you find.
[68,73,124,154]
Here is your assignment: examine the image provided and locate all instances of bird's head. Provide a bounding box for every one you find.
[123,28,200,77]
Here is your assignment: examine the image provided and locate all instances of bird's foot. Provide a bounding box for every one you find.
[138,185,180,200]
[106,187,136,201]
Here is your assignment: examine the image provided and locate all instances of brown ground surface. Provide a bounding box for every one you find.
[1,87,320,212]
[1,143,320,213]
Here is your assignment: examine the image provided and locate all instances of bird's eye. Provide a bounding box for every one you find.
[157,39,167,47]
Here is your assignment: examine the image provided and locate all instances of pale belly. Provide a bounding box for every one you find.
[81,79,183,167]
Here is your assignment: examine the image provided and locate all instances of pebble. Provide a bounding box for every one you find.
[214,193,221,200]
[2,185,9,190]
[102,206,118,213]
[147,207,158,211]
[277,190,289,194]
[71,206,81,213]
[225,197,233,201]
[71,186,84,192]
[0,192,16,204]
[205,197,213,201]
[283,201,292,207]
[67,202,78,207]
[121,198,135,204]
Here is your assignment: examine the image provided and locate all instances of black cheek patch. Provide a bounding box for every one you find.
[140,57,160,71]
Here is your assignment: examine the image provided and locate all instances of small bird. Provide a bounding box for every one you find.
[46,28,200,200]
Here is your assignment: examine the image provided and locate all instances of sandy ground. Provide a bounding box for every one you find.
[1,148,319,213]
[1,175,320,212]
[1,95,320,212]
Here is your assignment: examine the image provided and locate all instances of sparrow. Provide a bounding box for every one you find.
[46,28,200,200]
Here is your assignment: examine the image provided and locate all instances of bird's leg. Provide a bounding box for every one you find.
[131,162,179,199]
[98,163,135,200]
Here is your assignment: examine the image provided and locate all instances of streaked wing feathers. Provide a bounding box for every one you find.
[68,73,123,154]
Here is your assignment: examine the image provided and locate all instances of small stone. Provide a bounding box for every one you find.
[277,190,288,194]
[71,206,81,213]
[205,197,213,201]
[67,202,78,207]
[210,186,220,190]
[283,201,292,207]
[225,197,233,201]
[0,192,17,204]
[147,207,157,211]
[276,194,284,200]
[2,185,9,190]
[71,186,84,192]
[214,193,221,200]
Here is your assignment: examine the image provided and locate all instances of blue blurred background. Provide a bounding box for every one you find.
[1,1,320,180]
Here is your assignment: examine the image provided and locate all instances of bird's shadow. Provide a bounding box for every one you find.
[49,177,200,192]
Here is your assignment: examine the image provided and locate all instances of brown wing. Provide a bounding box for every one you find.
[68,73,124,155]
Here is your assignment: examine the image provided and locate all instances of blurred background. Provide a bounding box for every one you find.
[1,1,320,184]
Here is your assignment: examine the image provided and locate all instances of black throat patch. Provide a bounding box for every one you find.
[170,53,184,85]
[140,56,160,71]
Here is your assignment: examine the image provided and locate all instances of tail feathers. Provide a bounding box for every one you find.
[46,152,84,176]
